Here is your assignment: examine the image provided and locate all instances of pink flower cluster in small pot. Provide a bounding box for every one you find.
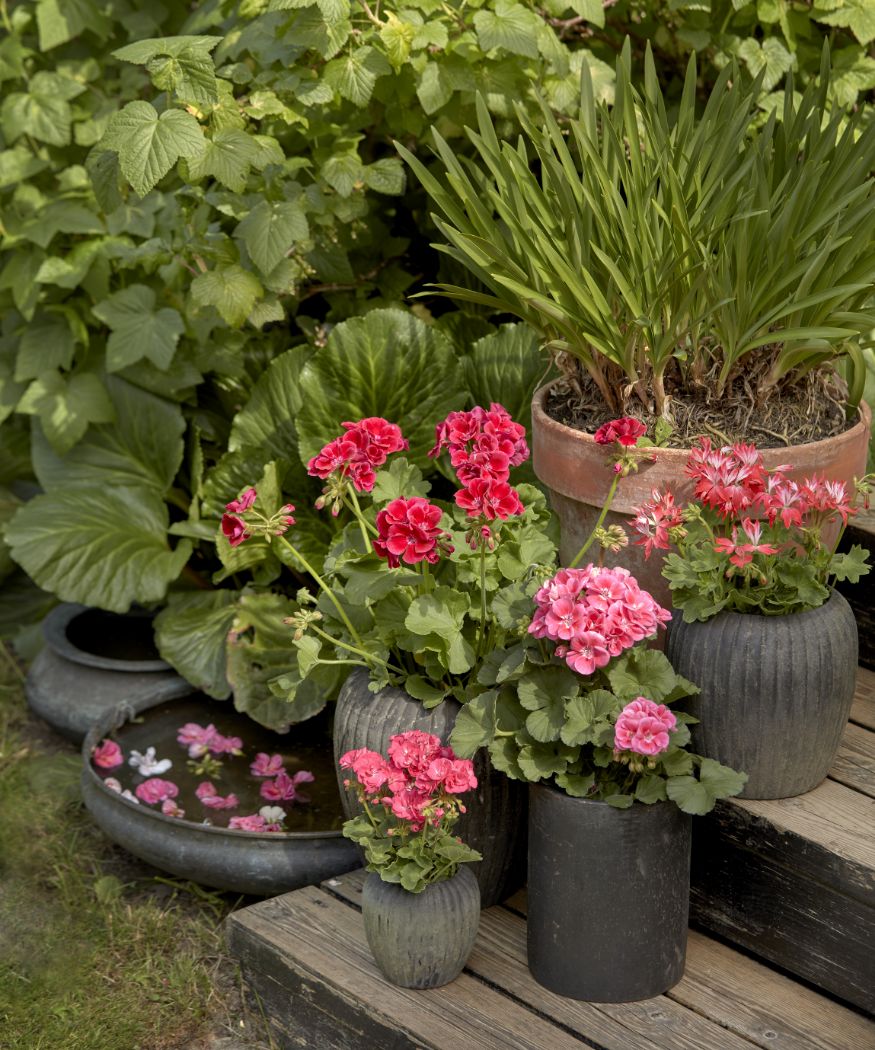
[529,565,671,675]
[613,697,677,756]
[430,404,528,527]
[340,730,477,834]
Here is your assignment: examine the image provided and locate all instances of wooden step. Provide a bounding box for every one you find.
[690,666,875,1012]
[227,869,875,1050]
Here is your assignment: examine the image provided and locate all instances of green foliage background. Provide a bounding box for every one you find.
[0,0,872,723]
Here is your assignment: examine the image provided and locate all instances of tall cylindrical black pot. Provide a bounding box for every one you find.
[665,589,858,799]
[333,669,526,908]
[362,866,480,988]
[528,784,691,1002]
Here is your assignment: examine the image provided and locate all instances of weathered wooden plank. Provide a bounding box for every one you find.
[669,930,875,1050]
[831,721,875,799]
[851,667,875,730]
[227,885,586,1050]
[729,779,875,899]
[324,872,759,1050]
[690,812,875,1013]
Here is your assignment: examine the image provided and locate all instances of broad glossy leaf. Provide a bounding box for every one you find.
[296,308,461,466]
[15,312,76,381]
[93,284,184,372]
[227,345,310,458]
[6,486,192,612]
[102,101,205,197]
[154,590,239,698]
[31,375,184,494]
[465,323,546,430]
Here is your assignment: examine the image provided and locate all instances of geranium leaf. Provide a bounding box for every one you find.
[371,457,430,502]
[93,284,184,371]
[606,647,680,701]
[5,486,191,612]
[154,590,239,698]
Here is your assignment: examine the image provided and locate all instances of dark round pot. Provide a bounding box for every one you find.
[333,670,527,908]
[665,589,858,799]
[27,603,192,743]
[362,865,480,988]
[528,784,691,1002]
[82,698,360,897]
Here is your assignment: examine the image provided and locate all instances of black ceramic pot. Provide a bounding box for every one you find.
[665,589,858,799]
[333,669,527,908]
[527,784,691,1003]
[82,697,360,896]
[362,866,480,988]
[27,603,192,742]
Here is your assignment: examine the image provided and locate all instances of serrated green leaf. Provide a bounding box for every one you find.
[236,200,309,273]
[829,546,871,584]
[112,36,224,64]
[417,61,453,114]
[184,128,262,192]
[191,265,263,327]
[37,0,111,50]
[147,48,218,105]
[371,457,430,502]
[699,757,748,799]
[2,91,71,148]
[473,1,541,58]
[405,586,468,640]
[606,648,680,701]
[15,312,76,381]
[323,151,363,196]
[324,46,390,105]
[93,284,184,372]
[17,371,114,455]
[363,157,405,195]
[665,775,713,816]
[154,590,238,698]
[102,102,205,197]
[6,486,191,612]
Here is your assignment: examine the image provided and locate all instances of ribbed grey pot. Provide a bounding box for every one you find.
[665,589,858,799]
[362,866,480,988]
[527,784,691,1002]
[27,604,193,743]
[82,704,360,897]
[333,669,527,908]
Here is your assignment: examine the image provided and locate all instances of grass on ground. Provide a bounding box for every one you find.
[0,644,276,1050]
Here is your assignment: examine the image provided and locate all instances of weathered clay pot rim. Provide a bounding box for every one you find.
[46,603,171,673]
[82,699,345,842]
[532,381,872,460]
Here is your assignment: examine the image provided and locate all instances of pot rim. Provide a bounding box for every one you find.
[668,583,850,628]
[529,779,676,811]
[82,697,346,842]
[45,603,172,673]
[531,381,872,457]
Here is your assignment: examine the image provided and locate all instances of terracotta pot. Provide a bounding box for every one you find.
[531,383,872,608]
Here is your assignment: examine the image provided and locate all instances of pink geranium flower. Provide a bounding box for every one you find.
[195,782,239,810]
[373,496,451,568]
[250,752,285,778]
[161,799,185,819]
[259,769,315,803]
[593,418,647,447]
[221,514,250,547]
[614,697,677,756]
[92,739,123,770]
[135,778,179,805]
[455,477,524,521]
[387,730,443,779]
[226,487,257,514]
[229,814,267,831]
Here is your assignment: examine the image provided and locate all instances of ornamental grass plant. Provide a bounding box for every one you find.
[400,43,875,438]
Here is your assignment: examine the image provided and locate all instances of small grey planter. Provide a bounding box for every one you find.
[362,866,480,988]
[665,589,858,799]
[27,604,192,743]
[527,784,691,1003]
[334,669,526,908]
[82,702,360,897]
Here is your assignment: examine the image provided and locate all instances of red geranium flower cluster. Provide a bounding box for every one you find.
[529,565,671,676]
[632,489,685,557]
[340,730,477,833]
[221,488,295,548]
[307,417,408,495]
[429,403,528,527]
[373,496,453,568]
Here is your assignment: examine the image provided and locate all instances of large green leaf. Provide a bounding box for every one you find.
[227,345,310,458]
[154,590,239,698]
[296,308,462,465]
[236,200,309,274]
[184,129,263,193]
[101,101,205,197]
[191,265,263,327]
[6,486,192,612]
[473,1,541,58]
[92,284,184,372]
[36,0,111,50]
[31,375,185,494]
[465,322,547,430]
[16,371,115,455]
[147,48,219,105]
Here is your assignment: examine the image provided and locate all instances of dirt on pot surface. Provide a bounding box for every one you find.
[545,368,854,449]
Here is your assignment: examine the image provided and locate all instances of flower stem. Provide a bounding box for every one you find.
[310,624,406,677]
[277,536,364,647]
[346,488,376,551]
[476,536,488,656]
[569,472,621,568]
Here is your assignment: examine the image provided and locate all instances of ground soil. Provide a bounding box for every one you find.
[546,371,856,449]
